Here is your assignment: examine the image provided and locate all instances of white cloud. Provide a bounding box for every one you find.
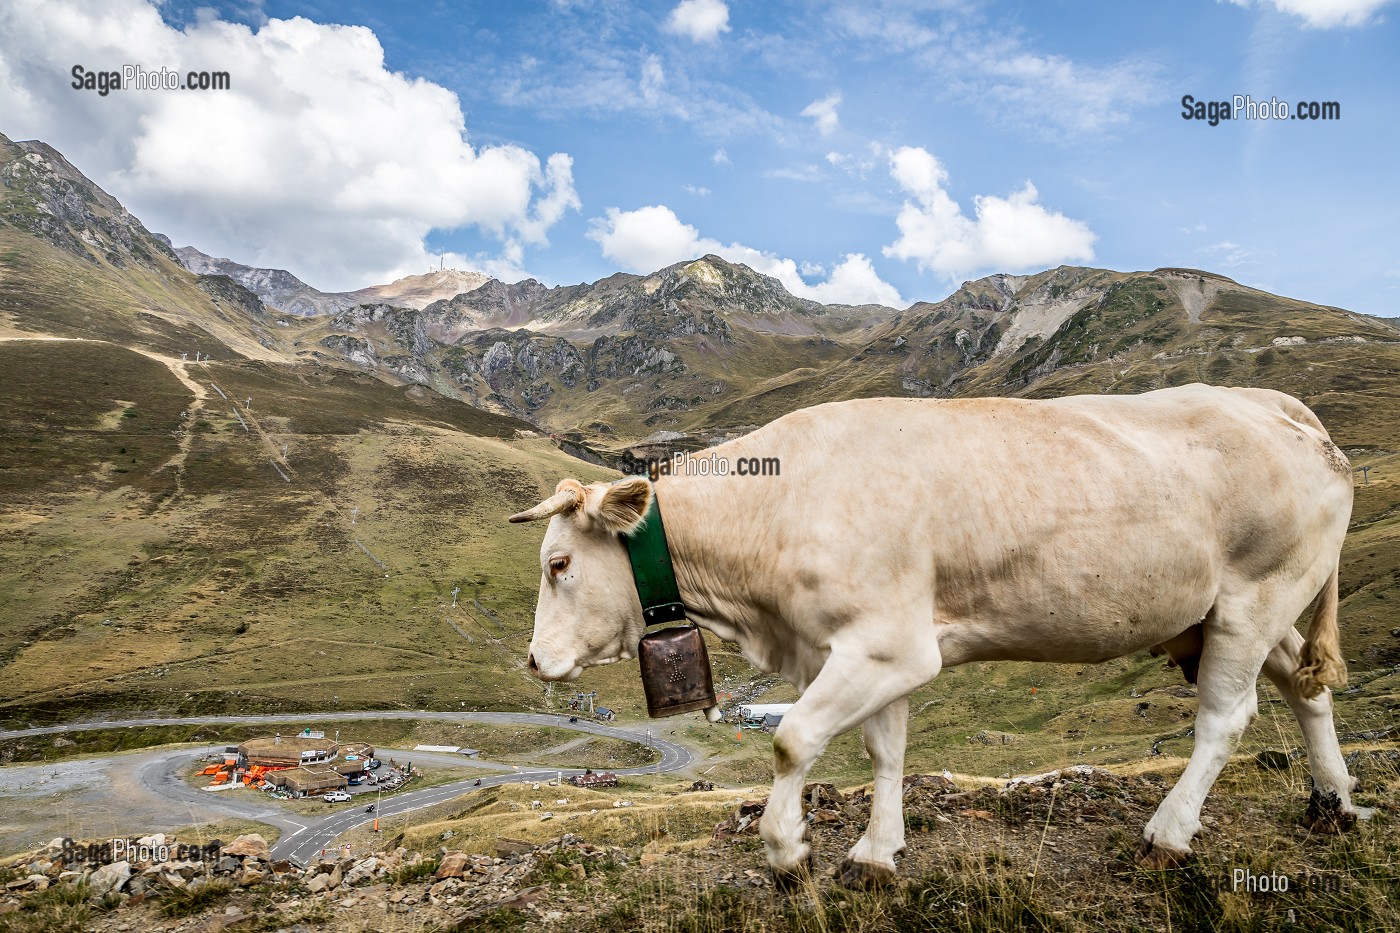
[882,146,1095,280]
[1201,241,1256,267]
[683,184,711,196]
[765,164,823,182]
[1225,0,1393,28]
[589,204,903,306]
[0,1,578,290]
[640,54,667,104]
[664,0,731,42]
[711,148,732,166]
[800,93,842,136]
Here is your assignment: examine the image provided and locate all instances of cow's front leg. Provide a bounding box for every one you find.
[761,643,939,885]
[839,697,908,887]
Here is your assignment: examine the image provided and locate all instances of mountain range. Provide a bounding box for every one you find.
[1,130,1396,728]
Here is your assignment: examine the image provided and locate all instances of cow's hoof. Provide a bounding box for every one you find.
[771,858,815,892]
[1134,838,1190,870]
[1303,791,1357,835]
[837,858,896,889]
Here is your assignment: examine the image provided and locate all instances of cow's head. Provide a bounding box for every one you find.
[508,476,652,681]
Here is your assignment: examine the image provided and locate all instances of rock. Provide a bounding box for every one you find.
[495,838,534,858]
[306,874,330,894]
[222,834,272,860]
[344,857,380,886]
[570,863,587,881]
[136,833,166,849]
[89,860,132,896]
[157,869,187,890]
[216,855,240,874]
[803,783,844,809]
[327,865,343,890]
[236,867,265,887]
[435,853,471,880]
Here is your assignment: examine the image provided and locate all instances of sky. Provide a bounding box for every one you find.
[0,0,1396,313]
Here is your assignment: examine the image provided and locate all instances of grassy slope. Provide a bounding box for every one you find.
[0,339,651,724]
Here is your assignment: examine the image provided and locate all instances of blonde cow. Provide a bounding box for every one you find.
[509,385,1358,886]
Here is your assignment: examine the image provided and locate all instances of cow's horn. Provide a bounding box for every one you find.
[508,486,583,523]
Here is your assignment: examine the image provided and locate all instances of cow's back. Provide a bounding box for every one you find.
[683,384,1351,665]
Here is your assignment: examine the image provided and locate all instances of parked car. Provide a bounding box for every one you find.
[323,790,351,802]
[368,759,382,770]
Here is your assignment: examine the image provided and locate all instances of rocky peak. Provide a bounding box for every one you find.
[0,132,178,270]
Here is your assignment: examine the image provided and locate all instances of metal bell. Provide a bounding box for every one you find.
[637,623,718,719]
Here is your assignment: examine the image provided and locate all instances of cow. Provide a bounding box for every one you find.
[508,384,1358,886]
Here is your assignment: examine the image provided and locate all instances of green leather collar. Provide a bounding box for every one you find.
[621,492,688,628]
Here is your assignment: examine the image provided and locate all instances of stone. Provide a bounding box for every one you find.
[306,874,330,894]
[216,855,240,874]
[157,869,187,890]
[494,838,533,859]
[89,860,132,896]
[343,857,380,886]
[222,834,271,860]
[434,853,471,880]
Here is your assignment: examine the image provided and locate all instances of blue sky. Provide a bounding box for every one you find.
[1,0,1396,312]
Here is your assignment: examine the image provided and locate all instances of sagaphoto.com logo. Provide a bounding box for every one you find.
[71,64,230,96]
[1181,93,1340,126]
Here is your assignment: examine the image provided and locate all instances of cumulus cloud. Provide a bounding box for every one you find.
[589,204,903,306]
[664,0,731,42]
[0,0,578,289]
[800,93,842,136]
[1225,0,1393,27]
[882,146,1095,280]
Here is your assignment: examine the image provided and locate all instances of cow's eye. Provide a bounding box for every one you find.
[549,556,570,576]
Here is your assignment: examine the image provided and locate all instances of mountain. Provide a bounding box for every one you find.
[0,133,286,361]
[1,132,1397,735]
[295,255,891,439]
[0,134,640,725]
[174,246,491,315]
[710,265,1400,449]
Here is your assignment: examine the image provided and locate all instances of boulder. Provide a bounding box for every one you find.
[89,860,132,896]
[434,853,470,880]
[343,857,380,886]
[222,834,271,860]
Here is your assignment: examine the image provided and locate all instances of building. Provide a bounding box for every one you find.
[235,733,374,771]
[267,766,349,796]
[737,704,794,725]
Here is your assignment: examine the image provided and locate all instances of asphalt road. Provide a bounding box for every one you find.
[0,711,694,865]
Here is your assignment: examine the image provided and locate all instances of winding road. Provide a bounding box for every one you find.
[0,711,694,865]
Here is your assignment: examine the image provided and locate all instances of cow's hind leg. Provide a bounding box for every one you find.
[762,643,940,885]
[838,697,908,887]
[1139,592,1277,868]
[1261,628,1358,833]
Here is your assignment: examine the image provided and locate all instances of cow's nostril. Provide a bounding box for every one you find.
[528,653,539,674]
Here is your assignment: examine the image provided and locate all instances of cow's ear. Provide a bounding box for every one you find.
[593,476,652,534]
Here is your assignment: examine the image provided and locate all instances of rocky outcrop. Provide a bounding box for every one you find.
[0,134,179,270]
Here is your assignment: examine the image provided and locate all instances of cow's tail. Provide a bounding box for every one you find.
[1294,564,1347,700]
